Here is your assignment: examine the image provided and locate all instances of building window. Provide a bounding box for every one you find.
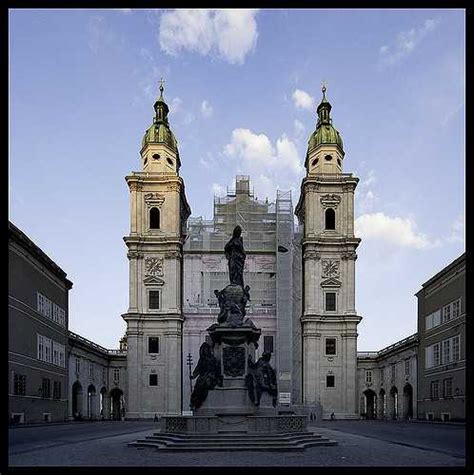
[148,337,159,354]
[442,304,451,323]
[311,158,319,167]
[264,336,274,353]
[102,367,107,382]
[442,339,451,364]
[149,374,158,386]
[75,357,81,374]
[405,360,410,376]
[430,381,439,400]
[391,363,396,380]
[443,378,452,398]
[113,368,120,382]
[379,368,384,383]
[365,370,372,384]
[433,343,440,366]
[452,335,460,361]
[425,309,441,330]
[325,292,336,311]
[452,298,461,318]
[326,374,335,388]
[149,291,160,310]
[325,208,336,230]
[37,334,52,364]
[53,381,61,399]
[89,362,94,379]
[150,207,160,229]
[325,338,337,355]
[324,154,332,161]
[42,378,51,398]
[14,374,26,395]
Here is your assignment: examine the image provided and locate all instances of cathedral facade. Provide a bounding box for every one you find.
[121,84,363,418]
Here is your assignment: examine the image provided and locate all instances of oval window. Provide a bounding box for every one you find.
[152,153,160,160]
[166,157,174,166]
[312,158,319,167]
[324,155,332,161]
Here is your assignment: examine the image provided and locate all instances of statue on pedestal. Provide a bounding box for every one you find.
[224,225,246,287]
[246,352,278,407]
[190,342,223,410]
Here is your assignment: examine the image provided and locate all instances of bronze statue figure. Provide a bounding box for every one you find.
[224,225,246,287]
[246,352,278,407]
[190,342,223,410]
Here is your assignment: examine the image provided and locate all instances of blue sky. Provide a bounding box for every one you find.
[9,9,465,350]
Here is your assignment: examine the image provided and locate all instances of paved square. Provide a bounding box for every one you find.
[8,420,465,467]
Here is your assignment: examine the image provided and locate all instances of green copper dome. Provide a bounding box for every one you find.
[307,86,344,154]
[141,82,179,154]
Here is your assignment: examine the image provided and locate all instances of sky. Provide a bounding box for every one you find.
[9,9,465,351]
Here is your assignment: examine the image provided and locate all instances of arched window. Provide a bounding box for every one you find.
[150,207,160,229]
[325,208,335,230]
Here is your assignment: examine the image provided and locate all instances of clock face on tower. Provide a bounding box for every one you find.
[322,259,340,278]
[145,257,164,277]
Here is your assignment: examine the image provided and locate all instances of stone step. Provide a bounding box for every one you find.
[129,431,337,451]
[144,434,323,443]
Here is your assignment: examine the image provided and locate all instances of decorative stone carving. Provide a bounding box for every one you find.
[165,250,182,259]
[167,183,180,192]
[143,275,165,286]
[127,251,144,260]
[223,346,246,377]
[145,257,164,277]
[129,181,143,192]
[322,259,340,278]
[341,251,357,261]
[303,250,321,260]
[321,277,342,288]
[320,194,342,209]
[144,192,165,208]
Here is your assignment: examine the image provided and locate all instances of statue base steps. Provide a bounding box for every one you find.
[129,429,338,451]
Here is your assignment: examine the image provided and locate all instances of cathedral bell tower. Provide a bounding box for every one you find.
[295,85,362,419]
[122,81,191,418]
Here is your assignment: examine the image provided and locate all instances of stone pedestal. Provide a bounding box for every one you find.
[196,323,261,416]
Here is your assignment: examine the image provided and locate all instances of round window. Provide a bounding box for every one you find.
[324,155,332,161]
[152,153,160,160]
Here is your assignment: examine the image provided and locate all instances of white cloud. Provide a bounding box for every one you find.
[87,16,116,54]
[292,89,315,111]
[170,97,183,114]
[445,214,464,244]
[356,169,378,213]
[159,9,259,64]
[355,212,439,249]
[379,18,440,66]
[223,128,304,200]
[201,100,213,118]
[293,119,305,139]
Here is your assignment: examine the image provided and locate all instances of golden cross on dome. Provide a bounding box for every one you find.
[322,80,328,94]
[159,77,165,94]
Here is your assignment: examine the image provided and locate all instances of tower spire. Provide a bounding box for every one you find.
[317,80,332,125]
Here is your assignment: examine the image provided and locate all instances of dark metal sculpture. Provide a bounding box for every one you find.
[246,352,278,407]
[190,342,223,410]
[224,225,246,287]
[213,226,254,328]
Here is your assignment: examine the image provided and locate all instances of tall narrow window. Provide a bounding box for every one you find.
[365,371,372,384]
[264,336,274,353]
[149,291,160,310]
[325,208,335,230]
[150,207,160,229]
[325,338,336,355]
[149,374,158,386]
[326,374,335,388]
[325,292,336,311]
[148,337,159,354]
